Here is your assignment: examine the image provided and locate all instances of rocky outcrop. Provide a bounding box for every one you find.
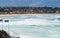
[0,30,10,38]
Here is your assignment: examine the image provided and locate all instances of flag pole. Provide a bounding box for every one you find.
[2,19,3,30]
[0,19,3,30]
[5,20,9,38]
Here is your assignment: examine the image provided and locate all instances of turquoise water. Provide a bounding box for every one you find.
[0,16,60,38]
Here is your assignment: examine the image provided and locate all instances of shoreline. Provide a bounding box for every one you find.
[0,14,60,17]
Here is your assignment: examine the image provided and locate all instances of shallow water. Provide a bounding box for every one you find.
[0,15,60,38]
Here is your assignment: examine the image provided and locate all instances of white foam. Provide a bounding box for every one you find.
[0,18,60,26]
[20,35,31,38]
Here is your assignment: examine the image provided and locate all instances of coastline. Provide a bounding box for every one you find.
[0,14,60,18]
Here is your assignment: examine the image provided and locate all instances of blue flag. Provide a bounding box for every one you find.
[0,19,3,21]
[5,20,9,22]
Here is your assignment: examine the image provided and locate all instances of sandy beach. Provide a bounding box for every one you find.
[0,14,60,18]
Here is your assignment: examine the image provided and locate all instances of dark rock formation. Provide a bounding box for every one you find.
[0,30,10,38]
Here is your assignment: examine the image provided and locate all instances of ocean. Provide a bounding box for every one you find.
[0,15,60,38]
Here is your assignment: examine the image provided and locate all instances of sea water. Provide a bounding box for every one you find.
[0,15,60,38]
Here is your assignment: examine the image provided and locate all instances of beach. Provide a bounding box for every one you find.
[0,14,60,18]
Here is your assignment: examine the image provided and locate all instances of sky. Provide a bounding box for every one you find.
[0,0,60,7]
